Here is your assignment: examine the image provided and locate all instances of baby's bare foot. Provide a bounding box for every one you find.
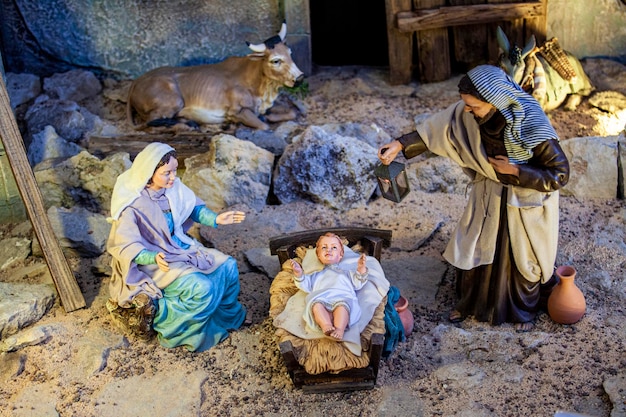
[323,326,335,336]
[330,328,345,340]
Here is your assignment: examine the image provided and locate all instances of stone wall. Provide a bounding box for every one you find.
[0,0,285,78]
[547,0,626,61]
[1,0,624,81]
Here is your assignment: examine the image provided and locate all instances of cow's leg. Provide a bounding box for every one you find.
[265,104,298,122]
[130,76,185,123]
[234,108,270,130]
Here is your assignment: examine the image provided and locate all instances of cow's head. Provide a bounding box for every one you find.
[496,26,536,85]
[246,22,304,88]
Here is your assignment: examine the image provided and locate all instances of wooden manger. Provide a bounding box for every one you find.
[269,227,392,393]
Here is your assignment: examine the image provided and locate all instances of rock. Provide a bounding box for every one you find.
[314,122,391,149]
[582,58,626,95]
[27,125,83,166]
[408,155,470,194]
[0,237,31,270]
[0,325,51,352]
[182,134,275,212]
[588,91,626,113]
[273,124,381,209]
[5,72,41,109]
[0,351,26,382]
[243,247,280,278]
[235,121,304,155]
[43,69,102,102]
[44,206,110,257]
[560,136,619,198]
[603,372,626,417]
[24,98,101,143]
[0,282,56,339]
[34,150,130,210]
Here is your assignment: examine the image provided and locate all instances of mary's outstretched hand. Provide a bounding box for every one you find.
[216,211,246,225]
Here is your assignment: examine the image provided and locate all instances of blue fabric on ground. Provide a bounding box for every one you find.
[383,285,405,357]
[153,256,246,352]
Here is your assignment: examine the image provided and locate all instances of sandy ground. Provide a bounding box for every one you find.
[1,65,625,417]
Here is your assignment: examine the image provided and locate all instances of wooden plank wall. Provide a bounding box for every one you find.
[385,0,547,84]
[415,0,451,82]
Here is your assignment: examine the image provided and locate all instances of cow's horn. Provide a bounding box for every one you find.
[278,21,287,41]
[246,41,266,53]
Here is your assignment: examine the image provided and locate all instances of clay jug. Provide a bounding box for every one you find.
[394,295,414,336]
[548,265,586,324]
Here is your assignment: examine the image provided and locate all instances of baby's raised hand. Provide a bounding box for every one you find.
[357,253,367,274]
[290,259,303,277]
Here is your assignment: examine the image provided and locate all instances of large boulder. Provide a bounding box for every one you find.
[272,124,381,209]
[182,134,275,212]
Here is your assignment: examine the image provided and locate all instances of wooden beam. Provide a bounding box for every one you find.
[0,76,86,312]
[87,133,213,161]
[397,1,544,32]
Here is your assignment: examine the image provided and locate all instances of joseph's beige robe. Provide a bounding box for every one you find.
[416,102,559,284]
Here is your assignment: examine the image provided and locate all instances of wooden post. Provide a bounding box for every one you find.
[414,0,451,82]
[0,76,86,312]
[385,0,414,85]
[450,0,489,70]
[524,0,547,44]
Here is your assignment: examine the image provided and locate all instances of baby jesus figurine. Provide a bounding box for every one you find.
[290,233,368,340]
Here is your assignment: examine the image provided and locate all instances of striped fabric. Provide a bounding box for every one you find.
[467,65,559,164]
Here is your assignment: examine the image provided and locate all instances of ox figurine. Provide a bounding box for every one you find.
[496,26,593,112]
[127,22,304,131]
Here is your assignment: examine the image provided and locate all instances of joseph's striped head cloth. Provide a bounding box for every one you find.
[463,65,559,164]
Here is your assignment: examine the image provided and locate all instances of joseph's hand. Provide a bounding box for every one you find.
[488,155,520,176]
[377,140,403,165]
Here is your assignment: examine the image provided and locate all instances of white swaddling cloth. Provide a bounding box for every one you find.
[273,245,390,356]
